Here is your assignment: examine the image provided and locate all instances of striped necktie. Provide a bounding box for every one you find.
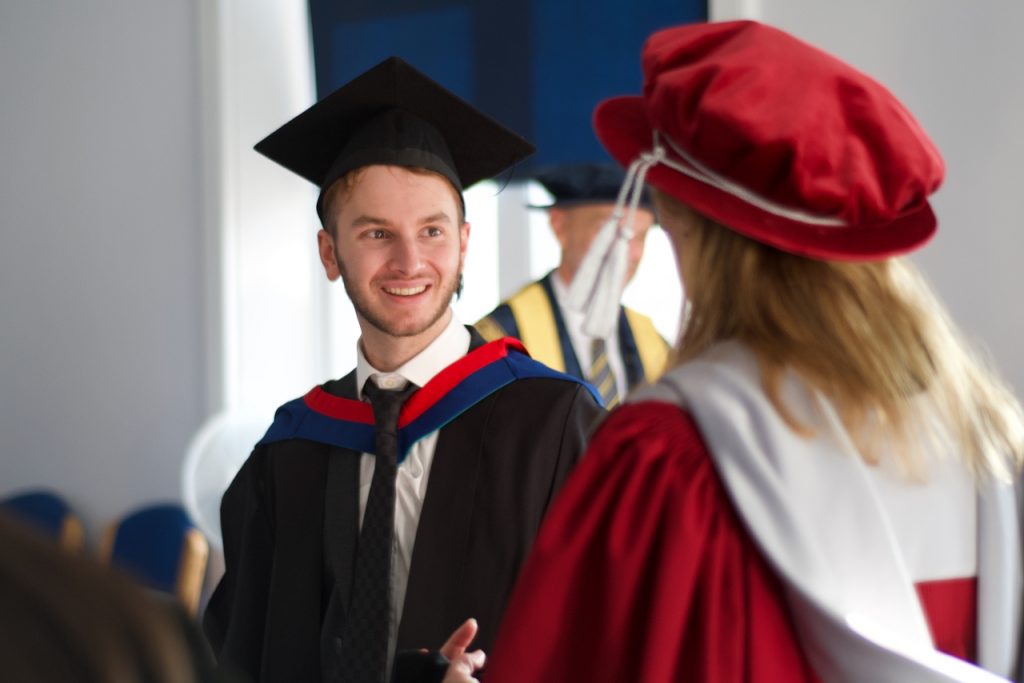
[589,338,619,408]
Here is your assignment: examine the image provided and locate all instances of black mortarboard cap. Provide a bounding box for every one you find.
[254,56,535,221]
[528,162,651,210]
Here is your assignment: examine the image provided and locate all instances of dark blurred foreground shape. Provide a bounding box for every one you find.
[0,511,224,683]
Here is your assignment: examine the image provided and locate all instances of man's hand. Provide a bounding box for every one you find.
[440,618,486,683]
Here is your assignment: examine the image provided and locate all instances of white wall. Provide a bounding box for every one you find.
[0,2,206,543]
[711,0,1024,395]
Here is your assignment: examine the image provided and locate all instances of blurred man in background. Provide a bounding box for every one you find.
[476,163,668,407]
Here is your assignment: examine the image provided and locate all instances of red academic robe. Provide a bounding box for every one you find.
[488,403,984,683]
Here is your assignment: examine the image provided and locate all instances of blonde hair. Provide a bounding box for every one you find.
[659,192,1024,480]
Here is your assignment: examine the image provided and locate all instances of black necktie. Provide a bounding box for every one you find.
[337,378,417,683]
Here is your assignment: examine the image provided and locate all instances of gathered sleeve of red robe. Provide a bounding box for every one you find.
[487,401,818,683]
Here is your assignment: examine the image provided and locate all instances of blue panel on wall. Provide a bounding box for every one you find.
[324,8,473,100]
[531,0,704,166]
[309,0,707,173]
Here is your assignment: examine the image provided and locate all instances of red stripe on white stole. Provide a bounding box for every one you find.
[917,577,978,663]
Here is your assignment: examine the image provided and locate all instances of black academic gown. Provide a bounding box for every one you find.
[203,330,603,682]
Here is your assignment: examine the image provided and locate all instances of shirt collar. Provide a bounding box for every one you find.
[356,310,471,399]
[550,272,593,341]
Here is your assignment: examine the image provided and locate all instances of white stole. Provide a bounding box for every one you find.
[631,341,1022,682]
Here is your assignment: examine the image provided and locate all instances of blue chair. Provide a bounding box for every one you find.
[99,502,209,616]
[0,488,84,552]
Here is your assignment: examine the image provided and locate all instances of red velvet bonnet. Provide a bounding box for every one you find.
[594,21,945,260]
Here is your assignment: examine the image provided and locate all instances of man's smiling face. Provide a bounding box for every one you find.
[318,164,469,343]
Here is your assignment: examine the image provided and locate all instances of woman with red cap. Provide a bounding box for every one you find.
[486,20,1023,683]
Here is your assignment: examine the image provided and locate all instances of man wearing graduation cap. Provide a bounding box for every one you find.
[202,57,602,683]
[475,163,668,407]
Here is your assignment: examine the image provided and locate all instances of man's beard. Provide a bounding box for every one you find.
[337,251,460,338]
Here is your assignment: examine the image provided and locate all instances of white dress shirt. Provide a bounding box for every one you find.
[549,272,627,398]
[354,312,471,665]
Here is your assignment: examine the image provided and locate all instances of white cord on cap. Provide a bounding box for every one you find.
[658,132,848,228]
[568,128,854,340]
[567,146,664,339]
